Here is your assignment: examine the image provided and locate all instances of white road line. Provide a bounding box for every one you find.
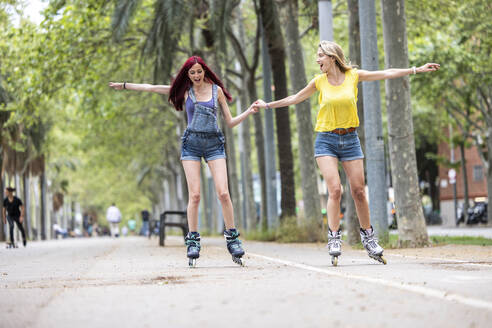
[248,252,492,311]
[385,253,492,268]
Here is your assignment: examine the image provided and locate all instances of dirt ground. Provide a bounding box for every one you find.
[384,244,492,262]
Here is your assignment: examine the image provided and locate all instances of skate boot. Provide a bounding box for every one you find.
[327,229,342,266]
[23,239,27,247]
[360,227,387,265]
[6,242,17,249]
[224,229,245,266]
[185,232,201,267]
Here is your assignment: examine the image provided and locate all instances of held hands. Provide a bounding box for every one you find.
[252,99,268,111]
[417,63,440,73]
[246,100,266,114]
[108,82,124,90]
[248,101,260,114]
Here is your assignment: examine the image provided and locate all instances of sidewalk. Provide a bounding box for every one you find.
[388,225,492,238]
[426,225,492,239]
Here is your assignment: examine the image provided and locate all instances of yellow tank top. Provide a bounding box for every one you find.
[314,68,359,132]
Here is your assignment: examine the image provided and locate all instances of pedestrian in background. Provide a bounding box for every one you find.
[106,203,122,238]
[140,209,150,236]
[3,187,27,247]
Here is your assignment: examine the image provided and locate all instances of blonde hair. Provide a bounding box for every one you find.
[318,40,353,72]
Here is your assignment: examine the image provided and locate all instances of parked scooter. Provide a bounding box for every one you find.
[456,202,488,225]
[468,202,488,224]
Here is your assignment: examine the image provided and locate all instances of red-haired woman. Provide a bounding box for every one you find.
[109,56,257,266]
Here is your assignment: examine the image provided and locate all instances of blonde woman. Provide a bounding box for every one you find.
[255,41,439,266]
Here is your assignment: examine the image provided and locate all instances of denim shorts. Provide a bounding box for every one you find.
[314,130,364,161]
[180,129,226,162]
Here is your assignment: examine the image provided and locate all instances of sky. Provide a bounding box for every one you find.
[10,0,48,26]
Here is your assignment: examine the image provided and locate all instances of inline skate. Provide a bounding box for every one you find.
[6,242,18,249]
[327,229,342,266]
[360,227,387,265]
[224,229,245,266]
[185,232,201,267]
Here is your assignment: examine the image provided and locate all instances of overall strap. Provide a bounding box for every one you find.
[212,84,218,110]
[188,87,197,104]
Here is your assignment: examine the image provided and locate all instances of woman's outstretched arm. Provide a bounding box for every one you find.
[217,88,258,128]
[255,79,317,109]
[108,82,171,95]
[358,63,440,81]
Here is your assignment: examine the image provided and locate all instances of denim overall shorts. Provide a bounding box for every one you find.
[180,84,226,162]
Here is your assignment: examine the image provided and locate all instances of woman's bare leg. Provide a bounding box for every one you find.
[207,158,235,230]
[316,156,342,231]
[181,160,202,232]
[342,159,371,230]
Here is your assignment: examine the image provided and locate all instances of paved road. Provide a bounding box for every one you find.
[1,236,491,328]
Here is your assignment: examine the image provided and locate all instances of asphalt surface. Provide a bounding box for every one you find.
[1,236,491,328]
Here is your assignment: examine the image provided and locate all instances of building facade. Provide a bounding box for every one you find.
[438,142,487,226]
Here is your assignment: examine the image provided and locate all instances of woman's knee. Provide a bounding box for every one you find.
[351,186,366,202]
[328,185,342,201]
[188,192,201,205]
[217,190,231,203]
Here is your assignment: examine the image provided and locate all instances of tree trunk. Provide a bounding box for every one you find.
[318,0,334,41]
[238,83,257,230]
[247,77,267,227]
[0,170,4,242]
[345,0,363,245]
[381,0,428,247]
[237,8,264,229]
[459,142,470,222]
[40,171,47,240]
[237,7,267,226]
[260,0,296,218]
[488,125,492,226]
[359,0,388,241]
[283,0,321,226]
[261,21,279,229]
[23,172,31,240]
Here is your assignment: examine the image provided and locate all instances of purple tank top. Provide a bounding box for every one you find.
[185,95,215,126]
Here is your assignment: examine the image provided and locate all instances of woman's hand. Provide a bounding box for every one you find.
[417,63,440,73]
[254,99,268,109]
[108,82,124,90]
[248,101,260,114]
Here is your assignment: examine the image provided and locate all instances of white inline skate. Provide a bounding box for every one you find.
[360,227,387,265]
[327,229,342,266]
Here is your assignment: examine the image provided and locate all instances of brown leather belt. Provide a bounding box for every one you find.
[329,127,356,135]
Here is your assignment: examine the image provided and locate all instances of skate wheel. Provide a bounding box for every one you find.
[232,256,244,266]
[380,256,387,265]
[331,256,338,267]
[188,258,196,267]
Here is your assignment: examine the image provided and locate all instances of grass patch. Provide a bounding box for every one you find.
[430,235,492,246]
[244,216,326,243]
[245,224,492,247]
[344,233,400,250]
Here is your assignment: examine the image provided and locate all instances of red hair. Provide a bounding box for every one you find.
[168,56,232,111]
